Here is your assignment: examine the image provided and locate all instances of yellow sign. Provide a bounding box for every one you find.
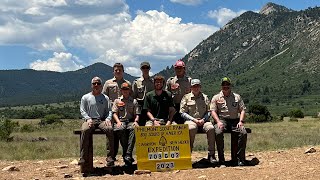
[135,124,192,171]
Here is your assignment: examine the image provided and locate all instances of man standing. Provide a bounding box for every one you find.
[144,75,176,126]
[210,77,247,166]
[79,77,114,173]
[166,59,192,124]
[180,79,216,164]
[112,82,140,166]
[132,62,154,126]
[102,63,132,162]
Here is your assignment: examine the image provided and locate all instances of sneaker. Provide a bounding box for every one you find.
[208,155,218,164]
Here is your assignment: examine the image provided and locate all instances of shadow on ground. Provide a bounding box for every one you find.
[82,157,260,177]
[82,164,137,177]
[192,157,260,168]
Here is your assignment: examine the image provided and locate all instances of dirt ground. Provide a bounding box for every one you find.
[1,146,319,180]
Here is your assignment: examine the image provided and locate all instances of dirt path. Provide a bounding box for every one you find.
[1,146,319,180]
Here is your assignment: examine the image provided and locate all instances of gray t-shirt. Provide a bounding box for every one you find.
[80,92,112,120]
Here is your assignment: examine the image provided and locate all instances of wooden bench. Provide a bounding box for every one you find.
[73,127,252,173]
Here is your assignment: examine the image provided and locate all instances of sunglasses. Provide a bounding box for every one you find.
[92,82,101,85]
[141,66,150,70]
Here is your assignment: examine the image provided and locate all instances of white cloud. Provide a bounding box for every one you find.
[0,1,218,74]
[29,52,84,72]
[170,0,206,6]
[208,8,247,26]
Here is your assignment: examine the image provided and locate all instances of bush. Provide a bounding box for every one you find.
[39,114,63,126]
[247,104,272,123]
[20,124,36,133]
[288,109,304,118]
[0,116,19,141]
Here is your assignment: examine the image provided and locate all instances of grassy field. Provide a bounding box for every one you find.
[0,117,319,160]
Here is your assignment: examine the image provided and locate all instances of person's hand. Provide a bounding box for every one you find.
[197,118,205,126]
[237,121,244,129]
[87,119,93,127]
[153,120,161,126]
[217,121,224,130]
[133,121,139,127]
[116,121,122,128]
[166,121,171,126]
[105,119,112,127]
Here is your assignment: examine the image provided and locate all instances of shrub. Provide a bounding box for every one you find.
[20,124,36,133]
[288,109,304,118]
[247,104,272,123]
[39,114,63,126]
[0,116,19,141]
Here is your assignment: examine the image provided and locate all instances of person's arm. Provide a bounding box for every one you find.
[80,96,90,120]
[102,81,109,95]
[166,106,176,125]
[112,100,122,128]
[133,99,140,126]
[132,80,138,99]
[210,96,224,129]
[80,95,93,127]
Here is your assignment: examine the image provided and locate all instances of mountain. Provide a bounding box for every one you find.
[158,3,320,114]
[0,63,136,107]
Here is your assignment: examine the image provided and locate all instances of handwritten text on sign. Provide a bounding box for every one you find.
[135,124,192,171]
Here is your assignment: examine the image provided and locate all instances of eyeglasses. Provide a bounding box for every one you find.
[141,66,150,70]
[92,82,101,85]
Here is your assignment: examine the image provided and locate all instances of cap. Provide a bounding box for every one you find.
[174,60,185,68]
[121,82,130,89]
[221,77,231,85]
[140,61,150,68]
[191,79,201,86]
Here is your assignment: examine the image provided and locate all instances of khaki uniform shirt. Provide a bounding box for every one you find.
[102,77,131,103]
[210,91,246,119]
[112,96,140,121]
[180,92,210,119]
[132,76,154,102]
[166,75,192,104]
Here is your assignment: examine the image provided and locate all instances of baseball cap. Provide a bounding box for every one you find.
[121,82,130,89]
[221,77,231,85]
[191,79,201,86]
[174,60,185,68]
[140,61,150,68]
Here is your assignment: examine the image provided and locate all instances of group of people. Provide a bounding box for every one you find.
[79,60,248,171]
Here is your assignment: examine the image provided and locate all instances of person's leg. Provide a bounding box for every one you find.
[215,120,227,164]
[98,121,115,166]
[173,104,184,124]
[237,127,247,165]
[203,121,216,163]
[124,122,135,165]
[185,121,198,152]
[80,122,95,163]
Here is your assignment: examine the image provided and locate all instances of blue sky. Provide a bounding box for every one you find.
[0,0,319,76]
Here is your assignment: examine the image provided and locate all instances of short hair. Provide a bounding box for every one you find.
[91,76,102,84]
[154,75,165,82]
[113,63,124,72]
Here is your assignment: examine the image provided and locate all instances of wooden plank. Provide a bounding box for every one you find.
[73,127,252,135]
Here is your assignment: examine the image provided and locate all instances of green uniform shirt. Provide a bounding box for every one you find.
[143,90,174,120]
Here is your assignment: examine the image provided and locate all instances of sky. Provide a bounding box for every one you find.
[0,0,319,77]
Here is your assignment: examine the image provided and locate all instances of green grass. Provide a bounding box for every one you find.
[0,118,319,160]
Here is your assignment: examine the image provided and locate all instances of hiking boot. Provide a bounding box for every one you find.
[208,155,218,164]
[78,159,85,165]
[124,155,134,165]
[106,157,115,167]
[238,160,245,166]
